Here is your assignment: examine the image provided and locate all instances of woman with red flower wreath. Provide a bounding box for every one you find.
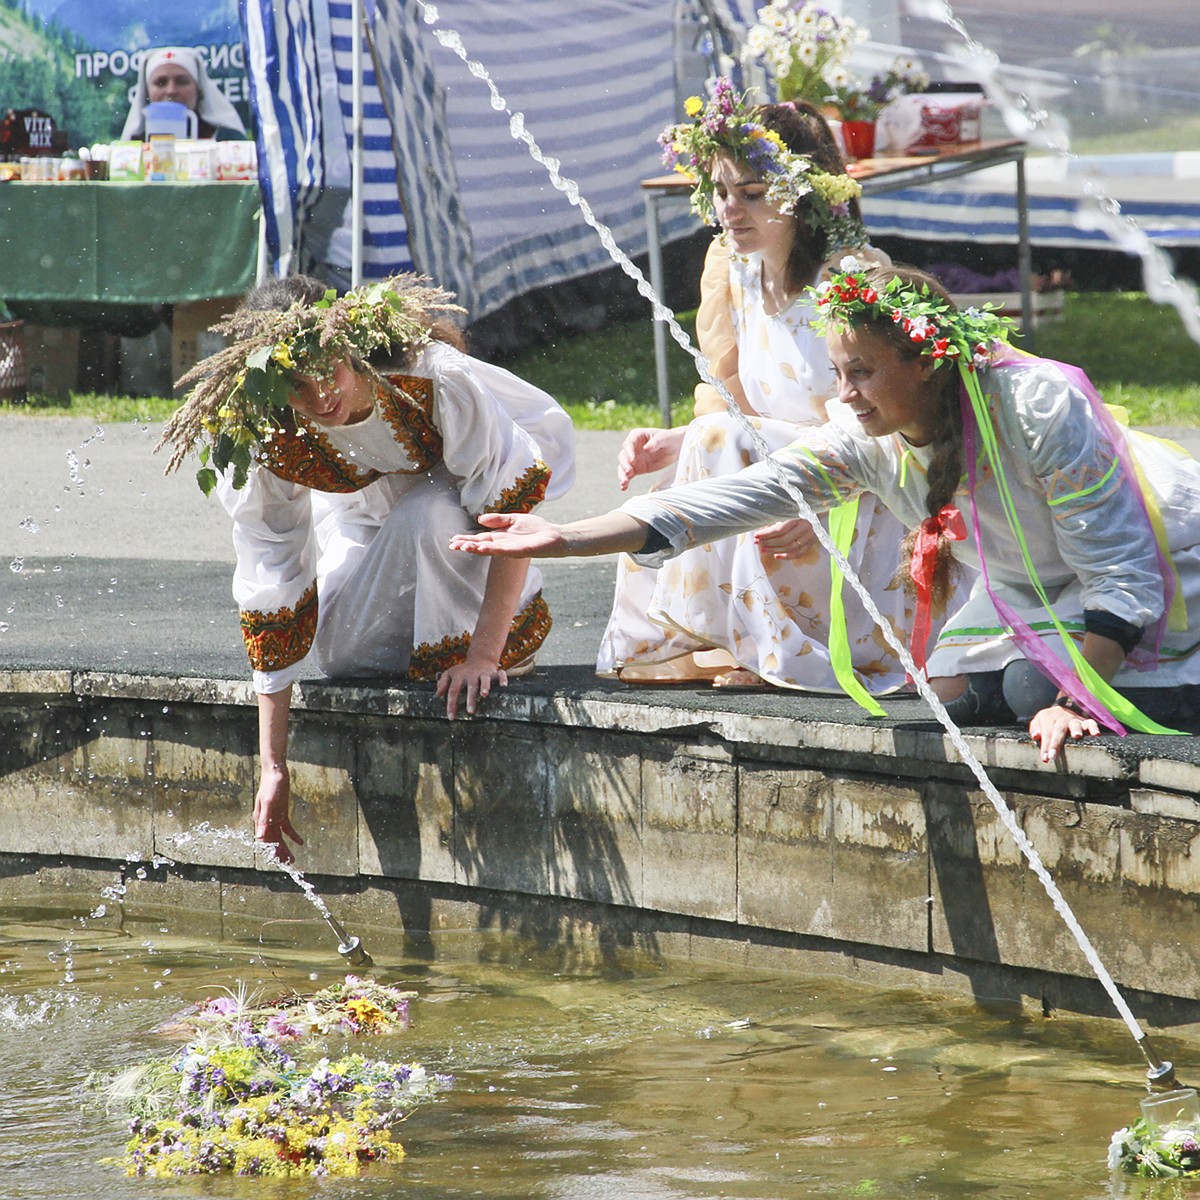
[452,262,1200,762]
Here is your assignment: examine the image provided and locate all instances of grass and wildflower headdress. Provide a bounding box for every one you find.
[811,255,1015,370]
[659,78,864,248]
[158,275,463,494]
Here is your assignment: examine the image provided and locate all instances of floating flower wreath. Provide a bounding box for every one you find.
[92,976,451,1178]
[158,276,464,494]
[811,255,1015,370]
[1109,1116,1200,1178]
[659,77,864,250]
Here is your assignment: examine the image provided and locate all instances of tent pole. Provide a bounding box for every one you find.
[351,0,364,287]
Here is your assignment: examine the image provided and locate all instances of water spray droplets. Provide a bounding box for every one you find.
[925,0,1198,339]
[413,0,1160,1053]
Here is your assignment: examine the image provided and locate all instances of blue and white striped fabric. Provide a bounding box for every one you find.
[326,0,416,283]
[405,1,679,317]
[240,0,328,276]
[366,0,474,306]
[861,156,1200,249]
[241,0,683,319]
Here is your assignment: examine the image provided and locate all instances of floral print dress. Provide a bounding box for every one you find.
[619,359,1200,693]
[597,249,916,694]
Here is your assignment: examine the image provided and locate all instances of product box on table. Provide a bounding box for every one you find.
[171,297,238,386]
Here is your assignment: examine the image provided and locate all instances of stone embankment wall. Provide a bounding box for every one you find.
[2,668,1200,1026]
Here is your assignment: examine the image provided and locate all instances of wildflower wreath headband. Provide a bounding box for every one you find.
[659,77,864,248]
[158,275,463,493]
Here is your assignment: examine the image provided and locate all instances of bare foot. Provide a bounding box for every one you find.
[711,667,767,690]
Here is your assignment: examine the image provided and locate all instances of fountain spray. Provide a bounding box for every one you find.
[1138,1034,1180,1091]
[415,0,1193,1097]
[319,907,373,968]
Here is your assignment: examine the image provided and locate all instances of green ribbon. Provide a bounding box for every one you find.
[960,365,1182,736]
[827,498,887,718]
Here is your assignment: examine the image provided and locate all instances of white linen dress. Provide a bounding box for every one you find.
[597,250,917,694]
[619,359,1200,693]
[217,341,576,694]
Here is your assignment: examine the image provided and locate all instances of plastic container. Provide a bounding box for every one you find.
[1141,1089,1200,1130]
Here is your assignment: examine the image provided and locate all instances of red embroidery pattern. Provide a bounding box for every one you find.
[259,374,442,492]
[407,592,552,681]
[241,581,319,671]
[260,425,381,493]
[483,459,552,515]
[380,374,443,471]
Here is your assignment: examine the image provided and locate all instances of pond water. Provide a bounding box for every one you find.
[0,897,1190,1200]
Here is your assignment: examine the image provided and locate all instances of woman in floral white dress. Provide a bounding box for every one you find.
[598,83,922,695]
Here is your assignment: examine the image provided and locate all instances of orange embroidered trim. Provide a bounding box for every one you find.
[259,374,442,492]
[407,592,552,682]
[380,374,443,471]
[482,459,552,515]
[260,424,381,494]
[241,581,319,672]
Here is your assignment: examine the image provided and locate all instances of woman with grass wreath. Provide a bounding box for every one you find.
[597,81,934,697]
[159,274,575,860]
[453,262,1200,762]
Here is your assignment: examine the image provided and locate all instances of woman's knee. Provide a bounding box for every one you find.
[938,669,1015,724]
[1001,659,1059,722]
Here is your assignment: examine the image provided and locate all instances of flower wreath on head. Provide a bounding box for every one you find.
[659,77,865,252]
[809,257,1183,738]
[810,255,1016,369]
[157,275,464,494]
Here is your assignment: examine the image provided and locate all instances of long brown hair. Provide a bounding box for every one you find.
[845,263,966,611]
[756,101,863,291]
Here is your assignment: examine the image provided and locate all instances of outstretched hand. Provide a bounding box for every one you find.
[616,426,688,490]
[450,512,570,558]
[253,764,304,865]
[1029,703,1101,763]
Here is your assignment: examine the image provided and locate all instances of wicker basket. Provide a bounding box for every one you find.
[0,320,26,404]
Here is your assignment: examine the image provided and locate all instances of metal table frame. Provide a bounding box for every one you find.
[642,138,1030,424]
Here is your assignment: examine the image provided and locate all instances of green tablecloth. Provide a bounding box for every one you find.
[0,181,260,304]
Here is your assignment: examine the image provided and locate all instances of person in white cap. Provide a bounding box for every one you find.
[121,46,247,141]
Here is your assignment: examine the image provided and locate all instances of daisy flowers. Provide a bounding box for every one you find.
[745,1,867,108]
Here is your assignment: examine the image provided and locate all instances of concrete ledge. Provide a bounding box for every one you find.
[2,669,1200,1028]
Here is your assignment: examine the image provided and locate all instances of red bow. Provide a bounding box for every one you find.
[908,504,967,674]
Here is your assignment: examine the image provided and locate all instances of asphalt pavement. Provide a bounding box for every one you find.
[3,414,1199,730]
[0,416,638,680]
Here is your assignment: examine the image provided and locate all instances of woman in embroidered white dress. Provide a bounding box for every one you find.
[159,274,575,860]
[597,85,920,694]
[452,263,1200,762]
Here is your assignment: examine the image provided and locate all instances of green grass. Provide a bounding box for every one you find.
[493,312,700,429]
[1028,293,1200,425]
[4,292,1199,428]
[1066,112,1200,157]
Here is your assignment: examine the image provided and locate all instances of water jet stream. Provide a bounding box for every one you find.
[415,0,1183,1088]
[161,824,373,968]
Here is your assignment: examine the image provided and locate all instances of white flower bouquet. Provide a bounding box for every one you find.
[745,0,867,108]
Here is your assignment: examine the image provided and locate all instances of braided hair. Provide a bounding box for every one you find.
[849,262,966,611]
